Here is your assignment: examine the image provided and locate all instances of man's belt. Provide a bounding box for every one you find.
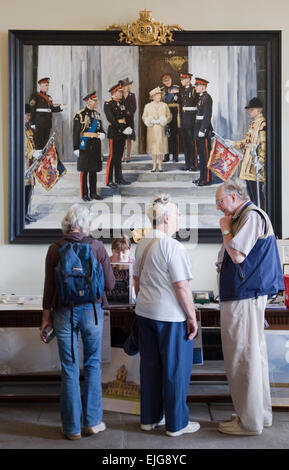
[118,119,126,124]
[196,115,204,120]
[36,108,52,113]
[182,107,197,111]
[82,132,99,138]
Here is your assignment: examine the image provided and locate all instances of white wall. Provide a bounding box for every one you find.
[1,0,289,296]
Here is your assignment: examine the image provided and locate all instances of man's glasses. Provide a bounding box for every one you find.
[215,195,229,207]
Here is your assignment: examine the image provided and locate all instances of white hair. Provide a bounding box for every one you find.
[61,204,92,235]
[221,179,249,201]
[146,193,176,227]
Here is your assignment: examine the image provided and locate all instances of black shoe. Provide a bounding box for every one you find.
[182,166,190,171]
[116,179,131,185]
[25,214,37,223]
[90,193,104,200]
[151,168,156,173]
[189,167,197,171]
[195,180,207,186]
[173,157,178,162]
[163,155,170,162]
[107,182,118,188]
[158,169,164,172]
[82,195,91,201]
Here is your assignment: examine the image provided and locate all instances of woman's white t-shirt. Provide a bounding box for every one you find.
[134,230,192,322]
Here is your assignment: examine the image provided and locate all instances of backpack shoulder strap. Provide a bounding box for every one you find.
[54,239,68,249]
[139,238,158,278]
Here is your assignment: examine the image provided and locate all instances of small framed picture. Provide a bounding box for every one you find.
[265,330,289,407]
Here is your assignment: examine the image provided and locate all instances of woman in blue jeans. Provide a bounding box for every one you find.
[40,204,115,440]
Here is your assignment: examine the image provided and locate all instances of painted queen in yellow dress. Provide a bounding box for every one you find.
[142,86,172,172]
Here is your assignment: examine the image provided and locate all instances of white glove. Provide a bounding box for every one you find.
[98,132,105,141]
[255,161,264,172]
[198,131,205,138]
[32,150,43,159]
[74,149,80,158]
[30,124,36,130]
[224,139,233,147]
[159,116,167,126]
[123,126,133,135]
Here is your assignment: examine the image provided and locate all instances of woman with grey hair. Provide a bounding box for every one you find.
[134,193,200,437]
[41,204,115,440]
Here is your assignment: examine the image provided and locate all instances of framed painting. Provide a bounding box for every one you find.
[9,20,282,244]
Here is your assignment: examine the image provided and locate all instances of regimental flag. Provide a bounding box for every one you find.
[35,142,64,191]
[208,137,242,181]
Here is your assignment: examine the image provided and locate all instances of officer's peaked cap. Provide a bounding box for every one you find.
[245,97,263,109]
[83,91,98,101]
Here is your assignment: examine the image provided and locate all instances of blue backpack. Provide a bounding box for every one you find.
[54,240,105,361]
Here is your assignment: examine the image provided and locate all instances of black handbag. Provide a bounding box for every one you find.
[123,237,157,356]
[123,318,139,356]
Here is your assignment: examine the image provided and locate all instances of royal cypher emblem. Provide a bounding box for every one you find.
[108,9,182,46]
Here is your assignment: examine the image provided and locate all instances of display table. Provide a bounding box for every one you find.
[1,302,288,407]
[1,302,289,329]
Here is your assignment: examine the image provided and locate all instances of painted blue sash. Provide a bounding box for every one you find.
[79,117,99,151]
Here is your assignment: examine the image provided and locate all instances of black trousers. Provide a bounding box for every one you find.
[246,180,266,210]
[164,128,179,161]
[106,137,125,184]
[80,171,97,197]
[34,126,51,150]
[180,128,196,169]
[25,184,33,215]
[197,137,212,184]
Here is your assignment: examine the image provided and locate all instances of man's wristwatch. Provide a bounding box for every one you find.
[222,230,231,236]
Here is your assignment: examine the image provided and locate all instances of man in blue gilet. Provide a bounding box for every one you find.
[215,179,284,436]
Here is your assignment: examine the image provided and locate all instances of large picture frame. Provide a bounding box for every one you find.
[9,28,282,244]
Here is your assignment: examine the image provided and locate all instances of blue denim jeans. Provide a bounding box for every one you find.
[54,303,103,435]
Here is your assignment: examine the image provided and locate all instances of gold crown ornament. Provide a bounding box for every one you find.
[108,10,182,46]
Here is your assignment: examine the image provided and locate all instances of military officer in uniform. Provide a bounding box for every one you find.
[161,73,180,162]
[179,72,198,171]
[30,77,62,149]
[193,77,214,186]
[119,77,137,163]
[225,97,266,209]
[73,91,105,201]
[104,83,132,188]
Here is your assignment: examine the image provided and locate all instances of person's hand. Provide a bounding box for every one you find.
[255,160,264,172]
[40,308,53,342]
[74,149,80,157]
[98,132,105,141]
[219,215,233,232]
[32,150,43,159]
[123,126,133,135]
[186,316,198,340]
[40,320,53,343]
